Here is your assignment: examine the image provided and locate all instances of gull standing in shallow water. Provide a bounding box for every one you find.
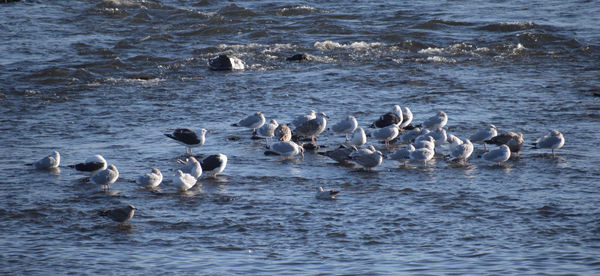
[409,147,435,164]
[350,127,367,147]
[532,130,565,157]
[256,119,279,147]
[331,115,358,141]
[291,110,316,129]
[449,139,474,164]
[316,187,339,200]
[165,128,208,156]
[33,151,60,169]
[177,156,202,179]
[318,144,358,164]
[482,145,511,165]
[136,168,163,189]
[174,170,196,191]
[422,111,448,129]
[265,141,304,159]
[485,131,524,155]
[200,154,228,178]
[294,112,328,145]
[389,144,415,166]
[99,205,136,225]
[233,112,266,135]
[372,124,399,151]
[90,164,119,191]
[470,124,497,151]
[349,145,383,170]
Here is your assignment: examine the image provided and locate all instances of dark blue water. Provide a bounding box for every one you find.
[1,0,599,274]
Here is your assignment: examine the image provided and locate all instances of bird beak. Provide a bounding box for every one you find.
[301,152,305,159]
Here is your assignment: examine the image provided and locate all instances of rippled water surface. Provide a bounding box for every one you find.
[1,0,600,274]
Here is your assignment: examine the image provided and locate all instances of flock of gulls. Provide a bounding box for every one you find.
[30,104,565,225]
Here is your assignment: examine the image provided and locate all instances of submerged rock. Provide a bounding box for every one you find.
[286,53,310,61]
[208,54,245,71]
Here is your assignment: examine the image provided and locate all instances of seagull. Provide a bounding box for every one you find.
[265,141,304,159]
[315,187,339,200]
[275,123,292,142]
[177,156,202,179]
[372,124,399,151]
[136,168,163,189]
[200,154,228,178]
[331,115,358,141]
[165,128,207,156]
[482,145,511,165]
[398,127,423,143]
[409,147,435,164]
[71,154,107,175]
[294,112,328,145]
[349,145,383,170]
[485,131,524,155]
[392,105,404,124]
[33,151,60,169]
[532,130,565,157]
[290,110,316,129]
[422,111,448,129]
[427,128,447,147]
[389,144,416,166]
[399,106,413,129]
[174,169,197,191]
[371,112,401,128]
[447,134,464,152]
[449,139,474,164]
[470,124,498,151]
[349,127,367,147]
[99,204,136,224]
[90,164,119,191]
[233,112,266,134]
[318,144,358,164]
[256,119,279,147]
[413,136,435,151]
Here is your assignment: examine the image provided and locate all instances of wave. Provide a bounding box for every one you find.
[478,21,539,32]
[414,19,475,30]
[277,5,318,16]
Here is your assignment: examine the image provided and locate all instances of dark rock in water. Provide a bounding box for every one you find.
[208,54,245,71]
[302,143,320,151]
[286,53,310,61]
[227,136,242,141]
[370,112,401,128]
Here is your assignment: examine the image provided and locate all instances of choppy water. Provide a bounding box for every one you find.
[1,0,600,274]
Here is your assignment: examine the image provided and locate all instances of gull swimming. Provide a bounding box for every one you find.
[449,139,474,164]
[350,127,367,147]
[233,112,266,134]
[372,124,399,151]
[256,119,279,147]
[315,187,339,200]
[423,111,448,129]
[485,131,524,155]
[71,154,107,175]
[294,112,328,145]
[165,128,207,156]
[532,130,565,157]
[99,204,136,224]
[482,144,511,165]
[200,154,228,178]
[136,168,163,189]
[90,164,119,191]
[174,169,197,191]
[177,156,202,179]
[331,115,358,141]
[265,141,304,159]
[33,151,60,169]
[470,124,497,151]
[349,145,383,170]
[318,144,358,164]
[389,144,415,166]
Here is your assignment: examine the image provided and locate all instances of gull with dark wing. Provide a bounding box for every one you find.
[485,131,524,155]
[200,154,228,178]
[165,128,207,156]
[318,144,358,164]
[70,154,107,175]
[99,205,136,225]
[532,130,565,157]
